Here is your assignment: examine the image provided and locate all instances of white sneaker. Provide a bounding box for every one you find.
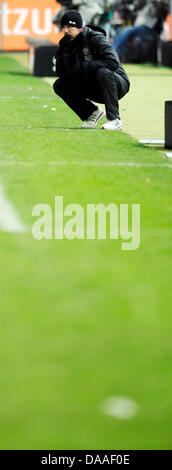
[81,107,105,128]
[101,118,123,130]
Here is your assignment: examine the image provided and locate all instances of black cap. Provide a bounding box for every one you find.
[61,10,83,29]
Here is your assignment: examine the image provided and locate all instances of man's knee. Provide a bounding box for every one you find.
[53,78,62,95]
[96,67,113,82]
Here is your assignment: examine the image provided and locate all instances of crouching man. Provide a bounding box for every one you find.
[53,10,130,130]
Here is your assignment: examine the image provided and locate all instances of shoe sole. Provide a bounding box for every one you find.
[101,126,123,131]
[81,111,106,129]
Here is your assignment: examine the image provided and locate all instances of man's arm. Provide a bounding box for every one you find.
[55,36,74,78]
[82,35,120,74]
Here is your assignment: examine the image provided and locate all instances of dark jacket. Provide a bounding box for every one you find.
[55,25,130,88]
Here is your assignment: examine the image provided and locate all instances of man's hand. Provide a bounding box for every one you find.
[59,35,72,49]
[69,63,83,79]
[82,60,104,74]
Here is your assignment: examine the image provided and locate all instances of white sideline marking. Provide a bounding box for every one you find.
[139,139,164,145]
[0,96,39,99]
[101,396,139,420]
[164,152,172,159]
[0,160,172,169]
[0,184,26,233]
[43,78,55,85]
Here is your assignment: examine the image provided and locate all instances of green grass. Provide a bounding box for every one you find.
[0,54,172,450]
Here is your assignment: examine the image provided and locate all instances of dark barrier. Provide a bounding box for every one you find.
[29,46,58,77]
[165,101,172,149]
[161,41,172,67]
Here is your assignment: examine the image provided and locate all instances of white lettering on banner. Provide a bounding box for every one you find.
[13,9,29,36]
[32,8,52,35]
[1,3,11,35]
[0,3,57,36]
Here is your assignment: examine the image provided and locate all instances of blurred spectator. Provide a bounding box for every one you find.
[112,0,140,25]
[95,1,116,40]
[112,1,169,60]
[52,0,115,31]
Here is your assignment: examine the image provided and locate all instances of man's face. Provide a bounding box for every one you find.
[62,25,81,39]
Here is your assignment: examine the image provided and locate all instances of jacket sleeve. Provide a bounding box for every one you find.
[54,46,62,77]
[82,35,120,74]
[55,36,74,78]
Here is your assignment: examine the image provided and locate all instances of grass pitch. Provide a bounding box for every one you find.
[0,54,172,450]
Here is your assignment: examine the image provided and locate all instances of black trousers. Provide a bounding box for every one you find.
[53,68,129,121]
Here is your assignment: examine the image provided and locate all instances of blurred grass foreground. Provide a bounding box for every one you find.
[0,53,172,450]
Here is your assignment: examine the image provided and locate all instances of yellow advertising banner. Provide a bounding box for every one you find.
[0,0,61,51]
